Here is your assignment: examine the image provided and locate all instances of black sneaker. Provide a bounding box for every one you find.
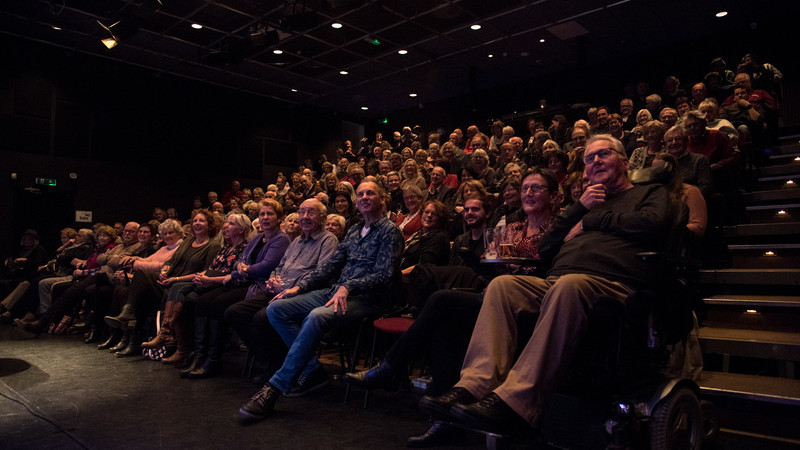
[238,383,280,421]
[285,366,329,398]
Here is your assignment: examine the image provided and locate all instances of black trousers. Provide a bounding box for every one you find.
[384,289,483,396]
[224,293,287,365]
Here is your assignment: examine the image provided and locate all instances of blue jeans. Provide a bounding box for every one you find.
[267,288,380,394]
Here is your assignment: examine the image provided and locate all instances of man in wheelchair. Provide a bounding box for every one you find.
[420,134,693,442]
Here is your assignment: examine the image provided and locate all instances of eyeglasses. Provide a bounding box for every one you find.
[521,184,548,194]
[297,208,319,217]
[583,148,616,165]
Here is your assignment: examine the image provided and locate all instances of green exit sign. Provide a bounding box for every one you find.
[35,177,57,187]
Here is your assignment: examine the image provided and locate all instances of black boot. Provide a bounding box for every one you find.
[109,327,130,353]
[187,319,226,379]
[180,315,208,378]
[104,304,135,329]
[97,328,122,350]
[84,313,102,344]
[343,362,399,389]
[116,322,140,357]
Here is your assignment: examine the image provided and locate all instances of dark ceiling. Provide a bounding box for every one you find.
[1,0,796,119]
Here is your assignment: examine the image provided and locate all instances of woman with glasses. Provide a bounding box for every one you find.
[498,168,560,263]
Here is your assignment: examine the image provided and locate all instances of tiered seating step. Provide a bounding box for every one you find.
[742,188,800,204]
[702,295,800,333]
[699,371,800,406]
[760,163,800,177]
[704,294,800,308]
[699,268,800,285]
[699,327,800,362]
[744,203,799,223]
[723,222,800,238]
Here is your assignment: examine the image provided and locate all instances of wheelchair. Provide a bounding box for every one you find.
[469,167,717,449]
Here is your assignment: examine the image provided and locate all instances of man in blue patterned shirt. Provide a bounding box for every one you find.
[238,180,404,422]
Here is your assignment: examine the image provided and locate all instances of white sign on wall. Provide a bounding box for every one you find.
[75,210,93,223]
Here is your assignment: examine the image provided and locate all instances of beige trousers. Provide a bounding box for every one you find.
[456,273,634,426]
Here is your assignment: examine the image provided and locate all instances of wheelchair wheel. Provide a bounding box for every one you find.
[700,399,720,444]
[485,434,512,450]
[649,387,702,450]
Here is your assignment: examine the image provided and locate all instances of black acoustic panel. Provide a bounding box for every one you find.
[14,76,52,118]
[54,100,92,158]
[263,138,297,168]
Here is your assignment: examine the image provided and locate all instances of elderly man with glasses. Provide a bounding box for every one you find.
[420,135,672,435]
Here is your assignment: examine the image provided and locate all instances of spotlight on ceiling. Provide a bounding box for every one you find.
[97,19,138,50]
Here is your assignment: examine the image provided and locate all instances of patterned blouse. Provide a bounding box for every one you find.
[501,215,556,260]
[205,241,247,277]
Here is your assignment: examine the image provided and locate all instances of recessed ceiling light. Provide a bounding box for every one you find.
[291,89,298,92]
[488,54,493,58]
[470,24,481,31]
[409,93,417,97]
[340,70,349,75]
[539,38,546,43]
[361,106,369,110]
[273,49,283,55]
[331,22,343,29]
[191,23,203,30]
[52,25,62,31]
[398,49,408,55]
[715,11,728,18]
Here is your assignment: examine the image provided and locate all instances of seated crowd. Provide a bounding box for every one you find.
[0,53,781,445]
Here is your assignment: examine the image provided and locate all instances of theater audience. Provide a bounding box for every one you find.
[237,180,403,422]
[4,48,777,444]
[225,199,337,381]
[396,185,424,241]
[15,226,117,335]
[102,210,220,357]
[139,214,250,364]
[347,168,559,444]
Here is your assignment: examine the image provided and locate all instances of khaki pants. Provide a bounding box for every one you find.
[456,273,634,426]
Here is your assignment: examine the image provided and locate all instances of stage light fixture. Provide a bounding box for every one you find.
[97,19,138,49]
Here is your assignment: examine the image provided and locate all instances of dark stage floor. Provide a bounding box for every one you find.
[2,325,798,449]
[0,326,485,450]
